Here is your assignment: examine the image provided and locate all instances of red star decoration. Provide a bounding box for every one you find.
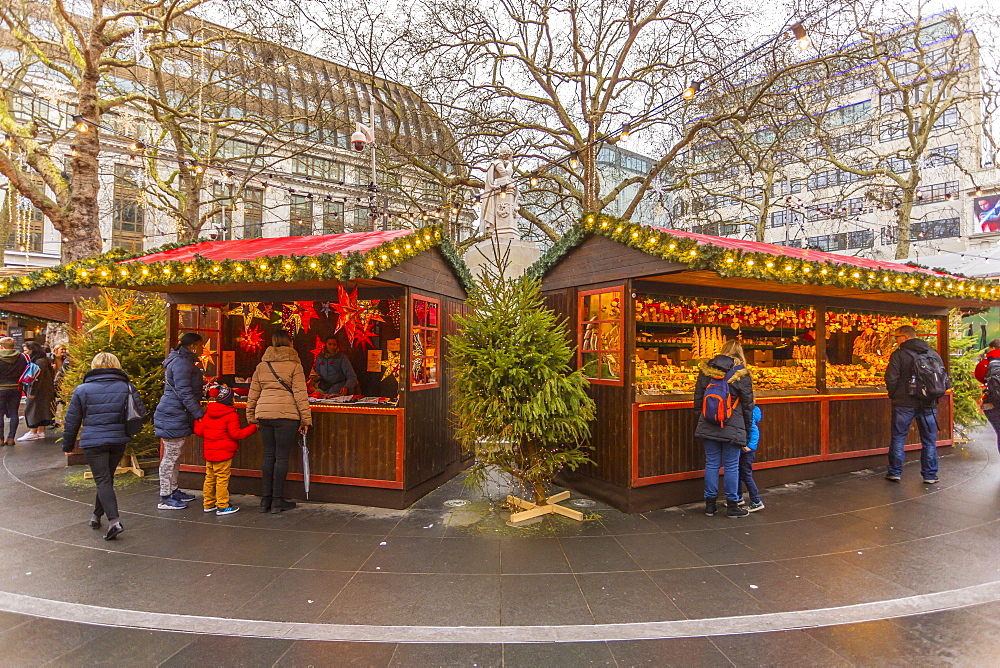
[296,301,320,333]
[332,287,385,346]
[310,335,325,368]
[238,324,265,353]
[354,324,378,350]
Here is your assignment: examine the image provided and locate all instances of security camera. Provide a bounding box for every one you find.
[351,122,375,152]
[206,228,219,241]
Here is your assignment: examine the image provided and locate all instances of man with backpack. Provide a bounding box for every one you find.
[884,325,950,484]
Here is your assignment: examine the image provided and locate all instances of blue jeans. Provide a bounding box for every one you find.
[739,449,760,504]
[984,407,1000,454]
[888,405,939,480]
[704,439,741,502]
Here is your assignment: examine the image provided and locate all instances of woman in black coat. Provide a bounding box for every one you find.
[20,342,56,441]
[62,352,146,540]
[693,340,755,518]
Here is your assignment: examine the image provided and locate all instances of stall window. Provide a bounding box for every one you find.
[579,287,623,385]
[177,305,221,377]
[410,296,440,389]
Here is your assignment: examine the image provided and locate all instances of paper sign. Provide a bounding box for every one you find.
[221,350,235,375]
[387,338,401,353]
[367,349,383,372]
[176,304,194,311]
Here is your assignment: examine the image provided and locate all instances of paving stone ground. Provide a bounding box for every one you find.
[0,423,998,666]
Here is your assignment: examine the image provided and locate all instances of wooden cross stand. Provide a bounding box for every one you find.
[84,454,144,479]
[506,490,584,523]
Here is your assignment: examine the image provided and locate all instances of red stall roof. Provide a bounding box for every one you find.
[656,228,948,278]
[122,229,416,265]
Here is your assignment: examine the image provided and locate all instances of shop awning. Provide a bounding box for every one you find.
[120,229,416,264]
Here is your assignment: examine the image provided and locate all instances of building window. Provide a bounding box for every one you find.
[6,177,45,252]
[211,184,233,240]
[807,233,848,252]
[848,230,875,249]
[769,209,803,228]
[289,194,313,236]
[931,106,958,130]
[112,164,144,254]
[915,181,959,206]
[578,287,623,385]
[354,207,373,232]
[913,217,960,240]
[410,296,440,389]
[243,187,263,239]
[322,200,344,234]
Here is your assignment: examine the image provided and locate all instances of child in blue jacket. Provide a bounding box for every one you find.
[739,406,764,512]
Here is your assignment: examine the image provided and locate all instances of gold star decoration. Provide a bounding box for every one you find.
[226,302,266,330]
[198,338,216,370]
[86,289,143,340]
[380,352,401,381]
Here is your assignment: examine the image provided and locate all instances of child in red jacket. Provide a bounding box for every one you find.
[194,384,257,516]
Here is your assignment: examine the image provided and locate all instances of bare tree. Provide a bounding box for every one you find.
[0,0,212,261]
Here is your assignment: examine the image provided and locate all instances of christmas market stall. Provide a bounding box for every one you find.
[531,214,1000,513]
[88,226,469,509]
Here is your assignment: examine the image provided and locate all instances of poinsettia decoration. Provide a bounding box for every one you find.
[238,324,265,353]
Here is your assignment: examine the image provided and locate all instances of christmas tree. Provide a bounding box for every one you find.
[62,289,167,459]
[949,309,985,439]
[449,264,596,508]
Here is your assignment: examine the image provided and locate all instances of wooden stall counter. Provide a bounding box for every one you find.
[178,402,410,507]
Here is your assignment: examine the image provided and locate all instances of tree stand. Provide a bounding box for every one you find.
[84,454,144,479]
[506,490,584,523]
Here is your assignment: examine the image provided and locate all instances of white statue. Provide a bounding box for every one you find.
[480,144,519,238]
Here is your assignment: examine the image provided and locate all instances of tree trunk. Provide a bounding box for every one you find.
[177,169,202,241]
[531,480,548,506]
[63,75,104,262]
[895,191,915,260]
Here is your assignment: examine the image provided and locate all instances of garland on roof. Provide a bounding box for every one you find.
[0,227,466,298]
[528,213,999,303]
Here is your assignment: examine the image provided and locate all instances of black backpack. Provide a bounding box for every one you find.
[906,349,950,401]
[985,359,1000,406]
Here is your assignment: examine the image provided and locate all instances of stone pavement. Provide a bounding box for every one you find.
[0,425,999,666]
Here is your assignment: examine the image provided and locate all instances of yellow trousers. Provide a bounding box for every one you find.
[203,458,233,510]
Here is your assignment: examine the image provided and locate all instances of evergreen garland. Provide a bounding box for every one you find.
[527,213,999,302]
[0,226,472,297]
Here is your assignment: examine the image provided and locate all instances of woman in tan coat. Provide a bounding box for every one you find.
[247,330,312,513]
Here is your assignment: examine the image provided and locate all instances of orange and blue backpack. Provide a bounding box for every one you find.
[701,365,742,426]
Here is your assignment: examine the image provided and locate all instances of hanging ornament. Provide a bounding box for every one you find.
[198,339,216,370]
[295,301,320,332]
[125,28,152,64]
[354,323,378,351]
[319,301,334,317]
[226,302,266,330]
[309,335,326,368]
[280,304,302,334]
[237,324,265,353]
[380,352,401,381]
[384,300,401,327]
[85,289,143,340]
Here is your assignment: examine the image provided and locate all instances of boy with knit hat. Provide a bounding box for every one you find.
[194,384,257,515]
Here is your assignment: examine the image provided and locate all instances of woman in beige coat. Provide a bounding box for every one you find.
[247,329,312,513]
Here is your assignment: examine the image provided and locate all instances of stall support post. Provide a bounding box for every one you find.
[937,315,950,372]
[166,303,178,353]
[815,304,827,394]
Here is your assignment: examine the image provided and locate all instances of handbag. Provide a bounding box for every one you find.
[124,382,146,437]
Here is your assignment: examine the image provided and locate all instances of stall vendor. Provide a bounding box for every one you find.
[312,336,358,395]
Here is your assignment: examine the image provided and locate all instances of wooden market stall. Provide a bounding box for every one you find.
[533,215,999,513]
[111,226,470,509]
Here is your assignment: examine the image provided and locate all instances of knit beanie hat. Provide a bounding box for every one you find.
[213,384,234,406]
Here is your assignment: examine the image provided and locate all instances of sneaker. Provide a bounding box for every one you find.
[737,498,747,507]
[923,478,939,484]
[705,499,718,516]
[746,500,765,513]
[203,507,217,513]
[171,489,196,502]
[216,506,240,516]
[15,432,35,442]
[885,474,901,482]
[727,502,749,518]
[157,497,188,510]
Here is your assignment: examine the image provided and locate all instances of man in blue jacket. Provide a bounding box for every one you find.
[312,336,358,396]
[153,333,205,509]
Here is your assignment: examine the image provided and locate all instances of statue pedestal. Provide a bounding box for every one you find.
[464,238,540,281]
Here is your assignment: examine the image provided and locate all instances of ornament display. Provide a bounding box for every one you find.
[332,286,385,346]
[237,324,264,353]
[85,289,143,340]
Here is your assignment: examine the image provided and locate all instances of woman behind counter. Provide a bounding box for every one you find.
[247,329,312,514]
